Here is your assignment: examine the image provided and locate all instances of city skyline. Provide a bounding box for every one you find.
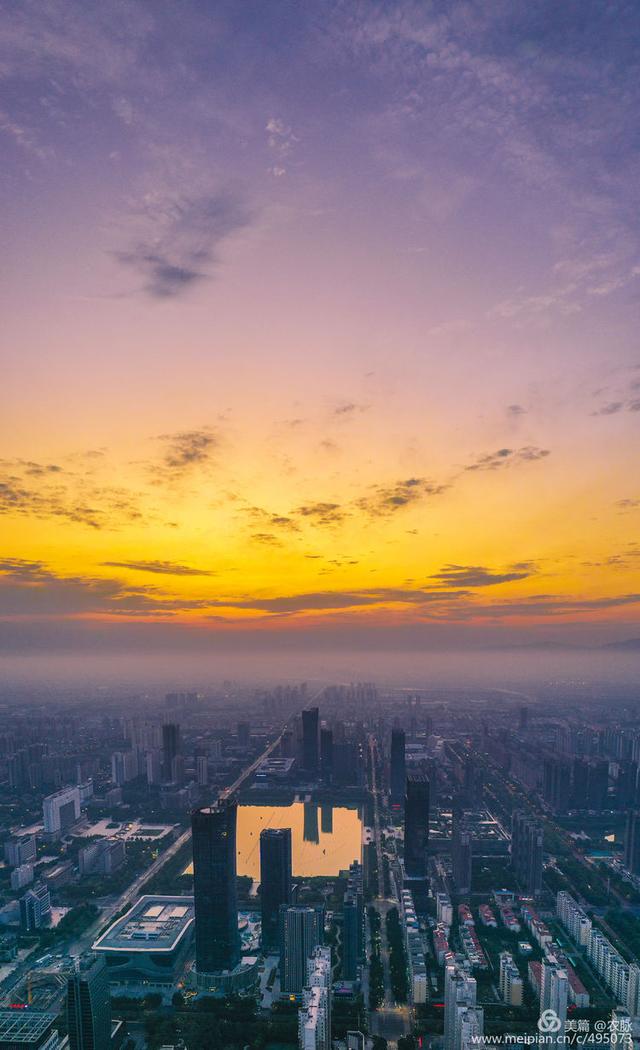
[2,1,640,662]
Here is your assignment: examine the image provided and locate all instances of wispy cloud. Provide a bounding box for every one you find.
[156,428,219,476]
[102,560,215,577]
[463,447,550,472]
[0,462,143,531]
[357,478,447,518]
[430,564,535,588]
[115,192,252,299]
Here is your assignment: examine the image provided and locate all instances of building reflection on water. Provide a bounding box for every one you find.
[184,800,363,879]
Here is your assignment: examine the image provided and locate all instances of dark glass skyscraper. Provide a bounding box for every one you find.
[191,801,240,974]
[320,726,333,782]
[260,828,292,951]
[302,707,319,773]
[67,955,111,1050]
[390,727,406,805]
[625,810,640,875]
[511,810,543,897]
[162,722,180,782]
[404,774,430,879]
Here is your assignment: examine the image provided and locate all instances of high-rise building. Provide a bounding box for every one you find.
[390,727,406,806]
[587,760,609,811]
[43,786,81,835]
[298,946,332,1050]
[4,834,37,868]
[280,905,324,996]
[455,1006,484,1050]
[20,882,51,931]
[67,955,111,1050]
[320,727,333,783]
[196,754,209,786]
[162,723,181,783]
[627,963,640,1018]
[237,722,250,748]
[452,820,472,895]
[342,892,360,981]
[499,952,523,1005]
[624,811,640,875]
[302,708,319,774]
[511,810,543,897]
[146,750,162,785]
[110,750,138,787]
[11,864,34,891]
[260,828,292,951]
[191,801,240,976]
[543,758,571,813]
[404,774,430,879]
[342,861,364,981]
[540,957,568,1050]
[444,963,479,1050]
[616,762,638,808]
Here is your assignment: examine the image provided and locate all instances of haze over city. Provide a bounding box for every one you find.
[2,5,640,1050]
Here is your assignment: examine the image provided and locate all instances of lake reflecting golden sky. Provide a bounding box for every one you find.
[185,802,363,880]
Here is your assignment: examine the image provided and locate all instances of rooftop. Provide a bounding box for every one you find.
[0,1010,56,1041]
[93,895,194,954]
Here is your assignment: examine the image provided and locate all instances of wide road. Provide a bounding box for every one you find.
[367,734,412,1048]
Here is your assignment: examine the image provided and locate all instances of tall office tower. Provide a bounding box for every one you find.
[543,757,572,813]
[20,882,51,931]
[587,759,609,811]
[320,727,333,783]
[390,727,406,806]
[260,828,292,951]
[196,754,209,786]
[540,958,568,1050]
[452,821,473,895]
[571,758,590,807]
[161,723,181,782]
[298,946,332,1050]
[237,722,250,748]
[67,955,111,1050]
[462,756,483,805]
[404,774,430,879]
[617,762,639,808]
[444,963,478,1050]
[279,905,324,996]
[624,811,640,875]
[511,810,543,897]
[191,801,240,976]
[519,705,529,731]
[302,708,319,774]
